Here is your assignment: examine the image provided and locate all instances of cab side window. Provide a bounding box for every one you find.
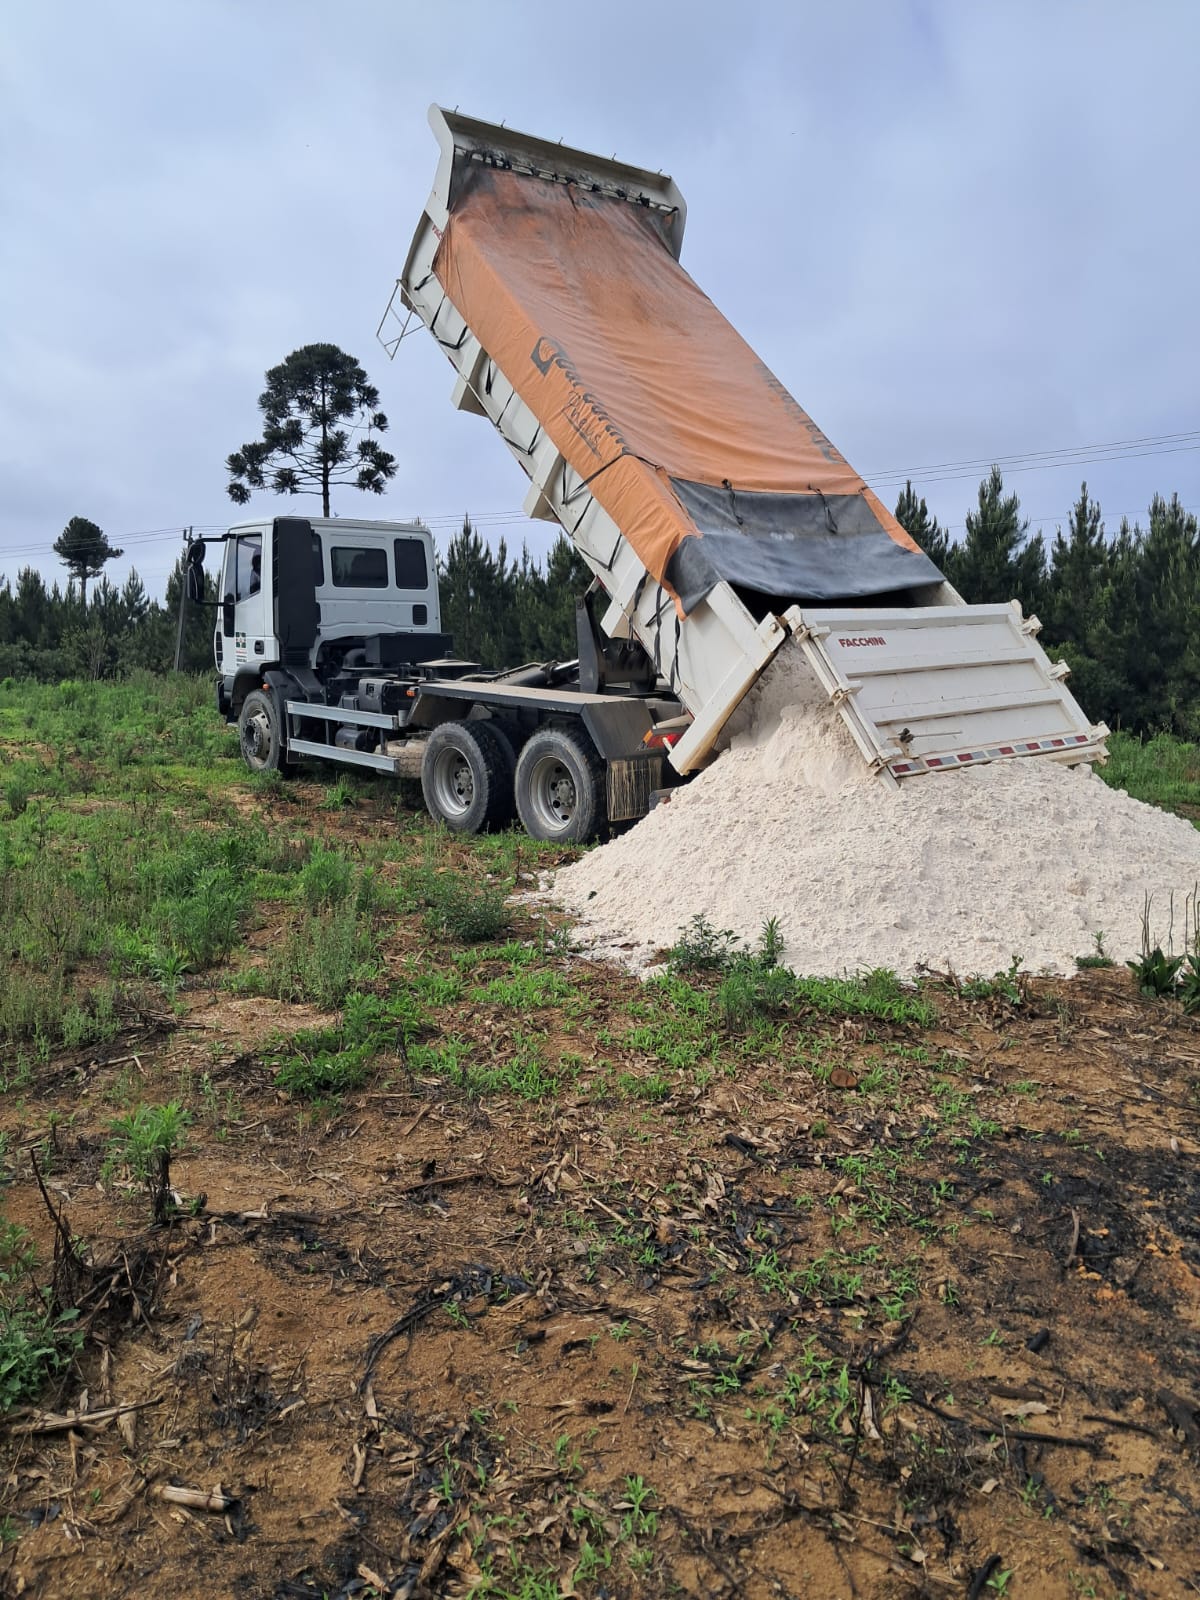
[393,538,429,590]
[331,546,388,587]
[235,534,262,600]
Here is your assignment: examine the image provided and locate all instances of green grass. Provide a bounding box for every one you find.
[269,991,426,1097]
[0,678,402,1046]
[409,1032,566,1101]
[1100,731,1200,818]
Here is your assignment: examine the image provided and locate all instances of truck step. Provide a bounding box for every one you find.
[286,738,401,775]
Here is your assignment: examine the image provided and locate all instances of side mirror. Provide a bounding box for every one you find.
[186,564,206,603]
[222,594,235,637]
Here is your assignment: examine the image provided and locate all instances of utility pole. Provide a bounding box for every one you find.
[173,526,192,672]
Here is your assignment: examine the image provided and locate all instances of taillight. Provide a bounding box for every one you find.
[642,730,682,750]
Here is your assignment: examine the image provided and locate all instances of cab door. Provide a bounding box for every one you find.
[222,529,271,672]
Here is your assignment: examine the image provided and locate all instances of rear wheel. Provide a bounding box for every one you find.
[238,689,286,774]
[514,726,607,843]
[421,720,515,834]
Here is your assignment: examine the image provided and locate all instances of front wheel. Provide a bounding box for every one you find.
[238,689,286,774]
[421,720,515,834]
[514,726,607,843]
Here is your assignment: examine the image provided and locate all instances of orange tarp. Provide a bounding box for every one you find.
[434,165,923,609]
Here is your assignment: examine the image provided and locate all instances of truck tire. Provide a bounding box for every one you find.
[238,689,287,774]
[514,726,607,843]
[421,720,515,834]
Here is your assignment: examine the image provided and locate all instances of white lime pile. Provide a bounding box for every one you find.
[552,644,1200,978]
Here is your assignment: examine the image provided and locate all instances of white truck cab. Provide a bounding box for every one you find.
[214,516,442,704]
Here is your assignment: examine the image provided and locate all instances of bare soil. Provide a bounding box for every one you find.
[2,794,1199,1600]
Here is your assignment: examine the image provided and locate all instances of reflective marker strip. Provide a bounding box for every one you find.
[890,732,1093,777]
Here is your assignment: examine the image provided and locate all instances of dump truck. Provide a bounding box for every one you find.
[201,105,1107,840]
[200,512,684,838]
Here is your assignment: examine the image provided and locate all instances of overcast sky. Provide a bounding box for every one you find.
[2,0,1197,600]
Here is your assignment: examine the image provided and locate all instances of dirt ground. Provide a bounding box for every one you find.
[2,795,1199,1600]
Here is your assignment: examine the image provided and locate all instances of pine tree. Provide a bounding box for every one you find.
[1042,483,1109,648]
[894,481,950,569]
[227,344,397,517]
[1132,495,1200,737]
[52,516,123,606]
[120,570,151,626]
[953,467,1045,612]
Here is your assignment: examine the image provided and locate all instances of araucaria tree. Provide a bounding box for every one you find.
[52,516,123,606]
[226,344,398,517]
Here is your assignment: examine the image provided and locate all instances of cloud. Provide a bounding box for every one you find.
[2,0,1197,601]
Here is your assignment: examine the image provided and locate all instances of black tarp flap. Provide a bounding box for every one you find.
[664,479,945,611]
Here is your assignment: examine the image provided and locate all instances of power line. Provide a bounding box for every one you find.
[872,442,1200,489]
[3,426,1197,562]
[864,427,1200,482]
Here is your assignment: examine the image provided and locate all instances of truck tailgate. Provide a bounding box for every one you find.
[785,602,1109,783]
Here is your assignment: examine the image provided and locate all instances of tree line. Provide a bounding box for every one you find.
[0,522,590,683]
[1,474,1197,740]
[895,472,1200,739]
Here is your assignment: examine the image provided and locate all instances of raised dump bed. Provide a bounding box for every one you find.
[385,106,1106,779]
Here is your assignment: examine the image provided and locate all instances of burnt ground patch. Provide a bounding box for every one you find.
[2,803,1200,1600]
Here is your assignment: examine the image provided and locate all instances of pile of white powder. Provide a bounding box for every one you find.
[552,644,1200,978]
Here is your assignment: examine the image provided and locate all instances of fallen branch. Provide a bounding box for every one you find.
[9,1397,162,1435]
[154,1482,237,1512]
[1063,1207,1081,1270]
[1080,1412,1159,1438]
[383,1170,488,1198]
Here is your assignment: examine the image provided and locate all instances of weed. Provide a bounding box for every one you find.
[297,843,354,910]
[4,775,31,817]
[418,867,510,943]
[467,1553,562,1599]
[667,913,741,972]
[750,1249,796,1296]
[1075,930,1114,970]
[552,1432,582,1480]
[1127,892,1187,998]
[408,1032,561,1101]
[0,1297,82,1416]
[104,1101,192,1223]
[471,970,572,1009]
[730,958,935,1031]
[271,991,425,1098]
[960,955,1025,1005]
[618,1475,659,1540]
[231,898,379,1008]
[1128,945,1183,997]
[1181,952,1200,1015]
[0,1224,84,1415]
[322,777,357,810]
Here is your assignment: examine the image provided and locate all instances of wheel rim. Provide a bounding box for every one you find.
[526,754,577,832]
[429,745,475,817]
[241,709,272,768]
